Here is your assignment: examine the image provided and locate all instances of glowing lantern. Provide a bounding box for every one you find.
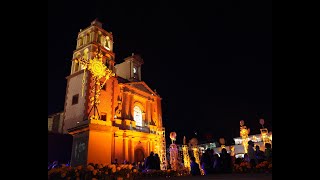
[189,138,198,146]
[170,132,177,144]
[219,137,226,149]
[259,118,265,128]
[240,120,245,126]
[219,138,225,145]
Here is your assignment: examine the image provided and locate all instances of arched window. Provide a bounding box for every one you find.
[97,32,102,43]
[133,106,143,127]
[105,36,111,50]
[74,62,79,72]
[79,37,83,47]
[86,33,90,43]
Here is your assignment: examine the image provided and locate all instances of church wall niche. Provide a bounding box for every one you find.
[113,82,122,120]
[71,131,89,167]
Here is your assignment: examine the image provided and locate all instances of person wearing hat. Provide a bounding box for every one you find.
[247,140,257,167]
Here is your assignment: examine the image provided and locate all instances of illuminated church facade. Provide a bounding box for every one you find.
[62,19,166,168]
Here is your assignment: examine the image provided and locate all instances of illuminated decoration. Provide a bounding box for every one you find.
[182,136,190,171]
[156,128,167,170]
[259,118,265,128]
[260,128,271,145]
[219,138,226,149]
[170,132,177,144]
[259,118,271,146]
[189,138,204,175]
[74,48,115,121]
[240,120,250,153]
[240,120,245,126]
[230,146,235,156]
[169,132,179,171]
[75,48,114,97]
[169,143,179,171]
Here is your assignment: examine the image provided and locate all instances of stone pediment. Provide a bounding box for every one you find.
[125,82,159,97]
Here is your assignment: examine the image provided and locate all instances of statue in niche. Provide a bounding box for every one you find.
[149,120,156,126]
[74,142,86,160]
[115,96,122,118]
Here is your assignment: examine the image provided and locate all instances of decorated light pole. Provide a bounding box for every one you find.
[182,136,190,171]
[189,138,204,175]
[169,132,179,171]
[240,120,250,153]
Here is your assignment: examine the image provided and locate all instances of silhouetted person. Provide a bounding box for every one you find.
[112,158,118,165]
[264,143,272,162]
[154,153,161,170]
[190,156,201,176]
[212,154,221,173]
[200,149,212,175]
[255,145,265,163]
[144,151,156,170]
[247,141,257,168]
[220,148,232,173]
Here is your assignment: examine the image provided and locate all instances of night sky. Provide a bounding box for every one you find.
[48,0,272,145]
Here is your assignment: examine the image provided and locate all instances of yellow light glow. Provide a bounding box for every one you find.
[88,58,106,78]
[182,145,190,171]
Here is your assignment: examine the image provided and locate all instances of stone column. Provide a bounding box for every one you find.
[130,138,134,163]
[147,141,150,155]
[147,100,152,123]
[124,137,129,162]
[128,92,134,120]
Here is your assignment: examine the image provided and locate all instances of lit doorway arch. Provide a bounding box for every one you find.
[134,148,145,163]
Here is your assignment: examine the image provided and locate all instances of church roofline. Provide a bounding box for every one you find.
[77,21,113,40]
[124,81,161,98]
[124,53,144,65]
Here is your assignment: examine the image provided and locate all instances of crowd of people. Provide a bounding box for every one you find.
[49,141,272,177]
[189,140,272,176]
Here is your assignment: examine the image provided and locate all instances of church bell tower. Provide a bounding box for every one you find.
[62,19,118,166]
[63,19,115,133]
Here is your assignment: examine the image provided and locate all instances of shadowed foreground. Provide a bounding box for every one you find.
[144,173,272,180]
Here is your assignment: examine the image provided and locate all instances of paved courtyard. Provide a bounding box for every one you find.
[144,173,272,180]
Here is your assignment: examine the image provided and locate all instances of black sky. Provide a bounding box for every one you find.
[48,0,272,144]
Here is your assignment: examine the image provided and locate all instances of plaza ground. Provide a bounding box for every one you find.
[145,173,272,180]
